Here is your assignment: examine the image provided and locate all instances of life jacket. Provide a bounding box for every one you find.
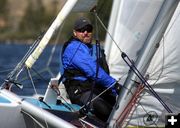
[61,37,109,80]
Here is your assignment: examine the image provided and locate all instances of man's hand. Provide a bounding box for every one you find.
[114,82,122,95]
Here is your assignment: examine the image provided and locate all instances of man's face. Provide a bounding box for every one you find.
[73,25,93,44]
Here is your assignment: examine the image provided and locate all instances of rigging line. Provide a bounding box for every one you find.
[79,117,96,128]
[148,35,165,86]
[1,33,44,89]
[77,117,87,128]
[119,82,160,127]
[118,85,159,128]
[12,33,42,73]
[31,67,49,84]
[115,84,154,127]
[141,9,180,85]
[79,121,86,128]
[18,67,50,83]
[21,110,46,128]
[26,67,49,128]
[116,85,145,127]
[81,10,101,114]
[79,82,116,110]
[122,52,172,113]
[59,95,76,112]
[79,79,137,113]
[0,68,14,73]
[26,44,82,114]
[95,13,123,53]
[46,21,65,67]
[149,9,180,82]
[20,33,43,66]
[68,41,83,66]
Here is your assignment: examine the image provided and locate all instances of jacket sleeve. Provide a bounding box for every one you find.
[69,43,116,88]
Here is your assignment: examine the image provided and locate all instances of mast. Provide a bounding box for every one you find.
[25,0,78,68]
[108,0,180,127]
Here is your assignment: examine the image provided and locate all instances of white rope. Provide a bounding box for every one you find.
[21,110,46,128]
[26,67,49,128]
[80,82,116,110]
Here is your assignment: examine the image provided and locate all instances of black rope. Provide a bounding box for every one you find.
[121,52,172,113]
[1,32,44,89]
[79,9,101,115]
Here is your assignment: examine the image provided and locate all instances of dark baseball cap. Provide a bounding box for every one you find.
[74,17,93,30]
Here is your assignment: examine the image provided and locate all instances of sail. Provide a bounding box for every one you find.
[104,0,180,127]
[104,0,164,84]
[126,3,180,127]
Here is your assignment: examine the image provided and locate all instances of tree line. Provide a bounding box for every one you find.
[0,0,112,43]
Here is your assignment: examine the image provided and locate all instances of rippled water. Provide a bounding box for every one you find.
[0,43,62,95]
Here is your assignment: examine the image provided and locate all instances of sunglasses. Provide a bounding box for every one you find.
[76,25,93,33]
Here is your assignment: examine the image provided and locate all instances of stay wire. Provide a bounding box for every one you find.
[148,35,165,86]
[95,13,123,53]
[59,95,76,112]
[94,6,180,126]
[46,22,65,67]
[96,4,174,113]
[1,32,44,89]
[28,67,76,112]
[80,10,101,115]
[31,67,49,84]
[121,52,172,113]
[26,67,49,128]
[21,110,46,128]
[9,33,43,79]
[26,67,76,121]
[148,10,180,85]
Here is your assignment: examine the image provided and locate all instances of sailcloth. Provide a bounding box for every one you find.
[105,0,180,127]
[126,2,180,127]
[104,0,164,84]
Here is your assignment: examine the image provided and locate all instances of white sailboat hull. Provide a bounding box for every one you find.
[0,102,26,128]
[0,89,77,128]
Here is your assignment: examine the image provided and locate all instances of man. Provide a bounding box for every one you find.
[61,17,122,121]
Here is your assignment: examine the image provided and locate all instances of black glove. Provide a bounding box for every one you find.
[114,82,122,95]
[79,105,89,116]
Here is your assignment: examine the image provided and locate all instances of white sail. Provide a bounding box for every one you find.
[105,0,180,127]
[127,3,180,126]
[104,0,164,84]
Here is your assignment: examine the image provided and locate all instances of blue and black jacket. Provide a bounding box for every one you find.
[61,37,116,89]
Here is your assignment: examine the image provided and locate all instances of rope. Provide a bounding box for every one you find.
[46,22,64,68]
[116,84,145,127]
[21,110,46,128]
[79,9,102,116]
[26,67,49,128]
[95,13,123,53]
[80,82,116,110]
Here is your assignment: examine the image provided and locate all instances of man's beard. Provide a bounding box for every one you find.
[83,36,92,44]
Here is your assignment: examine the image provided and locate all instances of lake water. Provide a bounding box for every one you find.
[0,43,63,95]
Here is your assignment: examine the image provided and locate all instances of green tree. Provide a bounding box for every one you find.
[89,0,113,41]
[0,0,8,35]
[0,0,8,16]
[97,0,113,41]
[19,0,53,39]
